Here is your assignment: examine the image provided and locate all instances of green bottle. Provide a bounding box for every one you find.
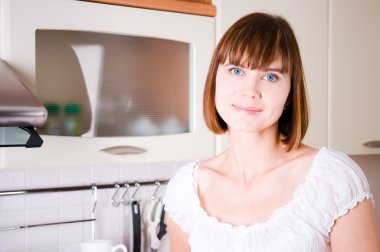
[44,103,61,135]
[63,103,81,136]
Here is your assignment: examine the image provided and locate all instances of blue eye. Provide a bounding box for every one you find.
[264,73,278,82]
[230,67,243,76]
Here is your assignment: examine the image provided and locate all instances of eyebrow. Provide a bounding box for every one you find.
[261,67,284,74]
[222,63,285,74]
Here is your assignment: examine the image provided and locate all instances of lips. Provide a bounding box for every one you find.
[232,104,263,114]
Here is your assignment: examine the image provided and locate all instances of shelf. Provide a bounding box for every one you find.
[82,0,217,17]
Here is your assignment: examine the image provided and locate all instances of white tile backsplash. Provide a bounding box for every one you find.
[94,202,123,240]
[0,160,177,251]
[0,229,26,251]
[26,168,59,189]
[60,221,91,244]
[92,164,121,184]
[121,163,150,182]
[60,190,92,206]
[27,226,59,250]
[60,165,91,186]
[0,195,25,211]
[60,243,81,252]
[0,168,26,190]
[26,193,59,209]
[27,208,60,226]
[148,162,175,181]
[0,210,25,228]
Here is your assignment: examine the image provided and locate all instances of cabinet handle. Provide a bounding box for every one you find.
[99,145,147,155]
[363,141,380,148]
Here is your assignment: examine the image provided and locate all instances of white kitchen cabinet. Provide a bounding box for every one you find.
[329,0,380,154]
[0,0,216,167]
[215,0,329,152]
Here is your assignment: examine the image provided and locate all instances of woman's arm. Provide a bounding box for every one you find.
[166,215,191,252]
[330,199,380,251]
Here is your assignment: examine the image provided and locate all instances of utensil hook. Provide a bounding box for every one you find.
[127,183,140,205]
[120,183,130,205]
[152,181,161,199]
[111,184,122,207]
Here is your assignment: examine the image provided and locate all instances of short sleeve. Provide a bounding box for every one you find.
[163,161,198,235]
[315,149,374,234]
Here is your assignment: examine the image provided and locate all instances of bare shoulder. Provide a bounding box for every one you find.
[289,145,319,167]
[330,199,380,251]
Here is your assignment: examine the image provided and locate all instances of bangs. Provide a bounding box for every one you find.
[217,20,291,73]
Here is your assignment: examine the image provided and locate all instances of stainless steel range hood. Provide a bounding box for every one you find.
[0,60,47,147]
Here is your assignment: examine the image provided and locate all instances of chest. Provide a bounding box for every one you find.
[189,219,329,252]
[197,168,304,226]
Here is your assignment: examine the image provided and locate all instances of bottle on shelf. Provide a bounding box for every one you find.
[43,103,61,135]
[63,103,81,136]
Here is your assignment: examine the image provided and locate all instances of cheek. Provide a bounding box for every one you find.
[214,85,233,121]
[214,88,226,115]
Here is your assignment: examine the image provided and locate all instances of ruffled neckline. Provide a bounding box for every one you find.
[191,147,326,232]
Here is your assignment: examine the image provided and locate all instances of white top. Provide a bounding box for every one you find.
[163,147,373,252]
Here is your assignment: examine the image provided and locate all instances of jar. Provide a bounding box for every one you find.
[63,103,81,136]
[44,103,61,135]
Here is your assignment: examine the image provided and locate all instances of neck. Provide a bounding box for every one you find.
[224,129,288,184]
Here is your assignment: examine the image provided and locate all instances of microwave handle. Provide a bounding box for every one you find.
[363,140,380,148]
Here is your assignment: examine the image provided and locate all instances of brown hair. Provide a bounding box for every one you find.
[203,12,309,151]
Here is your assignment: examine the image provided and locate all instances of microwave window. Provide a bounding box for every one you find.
[36,30,191,137]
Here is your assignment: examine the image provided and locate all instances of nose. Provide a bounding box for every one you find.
[242,73,261,99]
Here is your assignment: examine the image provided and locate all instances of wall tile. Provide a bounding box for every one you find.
[27,208,60,227]
[28,246,60,252]
[61,243,81,252]
[0,210,25,229]
[60,204,92,222]
[60,221,92,245]
[94,202,122,240]
[26,168,59,189]
[26,193,59,209]
[92,164,120,184]
[60,165,91,187]
[60,190,92,206]
[121,163,150,182]
[0,229,26,252]
[26,226,59,250]
[0,195,25,211]
[148,162,174,181]
[0,168,26,190]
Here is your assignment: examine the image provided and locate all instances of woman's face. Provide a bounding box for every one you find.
[215,56,291,134]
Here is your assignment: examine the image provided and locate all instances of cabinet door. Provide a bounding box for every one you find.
[2,0,215,167]
[330,0,380,154]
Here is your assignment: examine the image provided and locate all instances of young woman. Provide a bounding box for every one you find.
[163,12,380,251]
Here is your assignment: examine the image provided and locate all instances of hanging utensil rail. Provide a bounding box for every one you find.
[0,179,168,231]
[0,180,168,196]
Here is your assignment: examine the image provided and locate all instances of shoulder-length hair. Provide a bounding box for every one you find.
[203,12,309,152]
